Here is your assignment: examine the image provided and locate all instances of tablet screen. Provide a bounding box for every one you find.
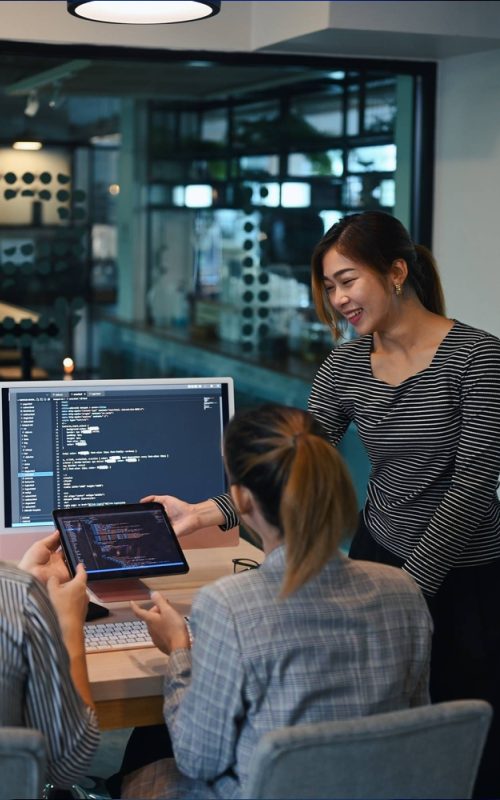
[53,502,189,581]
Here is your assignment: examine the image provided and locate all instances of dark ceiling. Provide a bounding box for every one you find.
[1,53,327,102]
[0,47,343,144]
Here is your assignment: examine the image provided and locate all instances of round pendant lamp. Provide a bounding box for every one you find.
[67,0,221,24]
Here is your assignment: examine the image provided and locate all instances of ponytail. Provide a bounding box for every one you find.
[280,433,357,596]
[413,244,446,316]
[223,404,358,597]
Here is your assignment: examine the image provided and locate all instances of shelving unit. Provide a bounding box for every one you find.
[146,71,398,216]
[144,69,400,363]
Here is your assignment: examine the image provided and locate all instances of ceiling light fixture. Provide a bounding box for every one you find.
[12,140,43,151]
[67,0,221,24]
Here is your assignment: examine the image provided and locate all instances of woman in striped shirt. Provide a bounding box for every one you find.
[148,211,500,798]
[307,211,500,798]
[0,531,99,788]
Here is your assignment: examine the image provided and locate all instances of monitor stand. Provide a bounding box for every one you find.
[88,577,151,604]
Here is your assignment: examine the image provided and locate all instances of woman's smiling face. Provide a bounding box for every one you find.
[322,246,396,335]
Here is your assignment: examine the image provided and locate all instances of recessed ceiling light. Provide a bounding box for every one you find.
[67,0,221,24]
[12,140,43,151]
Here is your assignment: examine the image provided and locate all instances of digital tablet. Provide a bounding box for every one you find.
[53,502,189,581]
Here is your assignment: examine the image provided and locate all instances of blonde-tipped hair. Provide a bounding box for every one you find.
[223,404,358,596]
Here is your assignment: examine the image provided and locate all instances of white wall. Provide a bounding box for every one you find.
[433,47,500,338]
[325,1,500,38]
[4,2,500,54]
[250,1,330,50]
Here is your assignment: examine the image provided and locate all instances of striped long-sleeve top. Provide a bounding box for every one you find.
[308,320,500,596]
[0,563,99,787]
[215,321,500,596]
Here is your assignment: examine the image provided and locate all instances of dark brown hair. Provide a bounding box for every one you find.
[311,211,446,339]
[223,404,358,596]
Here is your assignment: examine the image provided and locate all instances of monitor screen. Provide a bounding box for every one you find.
[0,377,234,541]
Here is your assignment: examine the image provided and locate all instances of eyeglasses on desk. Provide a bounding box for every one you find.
[232,558,260,573]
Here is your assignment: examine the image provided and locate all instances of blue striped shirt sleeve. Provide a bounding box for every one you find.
[23,579,100,787]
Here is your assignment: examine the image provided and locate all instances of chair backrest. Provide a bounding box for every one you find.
[243,699,493,800]
[0,727,46,800]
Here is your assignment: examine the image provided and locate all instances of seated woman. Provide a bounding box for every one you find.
[0,531,100,788]
[124,404,432,800]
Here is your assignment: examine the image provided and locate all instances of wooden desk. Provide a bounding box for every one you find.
[88,539,263,730]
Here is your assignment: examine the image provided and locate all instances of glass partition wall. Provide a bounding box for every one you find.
[146,69,412,371]
[0,43,435,403]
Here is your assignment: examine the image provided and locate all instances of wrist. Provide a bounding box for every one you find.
[194,499,223,528]
[62,631,86,661]
[171,626,191,652]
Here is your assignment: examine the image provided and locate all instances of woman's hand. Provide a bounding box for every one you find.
[18,531,71,585]
[141,494,224,537]
[131,591,190,655]
[47,564,95,710]
[47,563,89,638]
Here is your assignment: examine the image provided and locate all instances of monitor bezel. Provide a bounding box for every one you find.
[0,376,234,539]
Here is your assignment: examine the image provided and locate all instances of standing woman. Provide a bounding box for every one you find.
[308,210,500,799]
[144,211,500,796]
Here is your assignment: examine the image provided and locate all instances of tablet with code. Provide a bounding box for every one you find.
[53,502,189,581]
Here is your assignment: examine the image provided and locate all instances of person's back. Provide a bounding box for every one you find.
[122,404,432,800]
[170,548,430,798]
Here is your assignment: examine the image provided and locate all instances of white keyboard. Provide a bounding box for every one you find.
[84,619,154,653]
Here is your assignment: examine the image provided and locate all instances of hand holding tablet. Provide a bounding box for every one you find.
[53,502,189,581]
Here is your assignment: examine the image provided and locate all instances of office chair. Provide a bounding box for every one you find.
[243,699,492,800]
[0,726,46,800]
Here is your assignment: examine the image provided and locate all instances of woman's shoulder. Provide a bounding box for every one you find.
[451,320,500,347]
[448,320,500,363]
[0,562,35,592]
[0,564,47,627]
[316,335,371,375]
[342,556,427,603]
[332,334,371,358]
[193,550,279,615]
[194,563,267,607]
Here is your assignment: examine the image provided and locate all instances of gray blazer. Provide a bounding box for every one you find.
[122,547,432,800]
[127,547,432,800]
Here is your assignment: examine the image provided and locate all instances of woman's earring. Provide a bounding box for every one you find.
[394,283,402,297]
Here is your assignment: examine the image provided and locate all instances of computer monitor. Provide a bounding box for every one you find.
[0,377,235,559]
